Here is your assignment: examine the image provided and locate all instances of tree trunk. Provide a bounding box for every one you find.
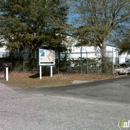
[101,39,106,73]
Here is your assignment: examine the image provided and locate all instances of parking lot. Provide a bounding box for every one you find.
[0,76,130,130]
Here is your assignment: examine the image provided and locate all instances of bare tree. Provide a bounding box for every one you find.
[68,0,130,72]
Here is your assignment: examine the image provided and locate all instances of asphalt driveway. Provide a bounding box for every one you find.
[34,76,130,104]
[0,76,130,130]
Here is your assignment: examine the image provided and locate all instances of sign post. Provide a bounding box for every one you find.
[39,66,42,80]
[5,66,8,81]
[50,66,53,77]
[39,49,55,79]
[4,63,9,81]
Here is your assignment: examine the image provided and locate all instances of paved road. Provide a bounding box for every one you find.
[0,76,130,130]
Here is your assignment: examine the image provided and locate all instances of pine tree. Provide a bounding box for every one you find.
[0,0,68,57]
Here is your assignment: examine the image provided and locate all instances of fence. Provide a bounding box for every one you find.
[56,50,119,74]
[0,50,123,74]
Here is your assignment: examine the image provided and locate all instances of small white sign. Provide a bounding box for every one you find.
[39,49,55,66]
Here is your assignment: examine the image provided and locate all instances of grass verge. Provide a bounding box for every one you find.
[0,71,122,89]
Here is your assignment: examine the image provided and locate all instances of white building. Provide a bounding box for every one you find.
[0,35,129,64]
[64,36,130,64]
[0,38,9,58]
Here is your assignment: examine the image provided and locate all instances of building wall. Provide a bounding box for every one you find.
[0,38,9,58]
[65,36,130,64]
[0,45,9,58]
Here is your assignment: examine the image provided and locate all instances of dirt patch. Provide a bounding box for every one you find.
[0,71,123,89]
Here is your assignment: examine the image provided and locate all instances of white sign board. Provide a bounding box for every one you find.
[39,49,55,66]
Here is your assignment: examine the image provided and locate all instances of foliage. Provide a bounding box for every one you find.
[68,0,130,54]
[0,0,69,69]
[56,55,113,74]
[67,0,130,72]
[113,29,130,54]
[0,0,68,54]
[55,53,71,72]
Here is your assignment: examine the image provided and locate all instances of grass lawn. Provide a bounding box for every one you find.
[0,71,122,89]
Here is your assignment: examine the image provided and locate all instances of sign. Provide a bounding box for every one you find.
[39,49,55,66]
